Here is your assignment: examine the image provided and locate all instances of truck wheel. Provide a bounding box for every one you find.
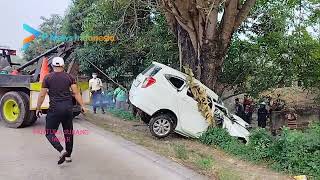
[149,114,174,138]
[0,92,28,128]
[19,92,37,127]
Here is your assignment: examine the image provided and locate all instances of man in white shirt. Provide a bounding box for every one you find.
[89,73,105,114]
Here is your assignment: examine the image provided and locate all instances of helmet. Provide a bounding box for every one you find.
[260,102,266,105]
[52,57,65,67]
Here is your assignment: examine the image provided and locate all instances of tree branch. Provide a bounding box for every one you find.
[221,91,249,101]
[220,0,238,50]
[234,0,257,29]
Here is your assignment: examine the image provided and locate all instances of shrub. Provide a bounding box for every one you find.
[199,122,320,178]
[199,127,248,157]
[246,128,275,162]
[199,127,235,146]
[271,125,320,178]
[107,108,137,121]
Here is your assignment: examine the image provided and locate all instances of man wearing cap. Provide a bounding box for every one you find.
[36,57,86,165]
[89,73,105,114]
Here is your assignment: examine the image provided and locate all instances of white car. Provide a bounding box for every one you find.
[129,62,250,141]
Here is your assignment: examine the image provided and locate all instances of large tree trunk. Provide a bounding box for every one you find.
[161,0,257,91]
[177,24,198,75]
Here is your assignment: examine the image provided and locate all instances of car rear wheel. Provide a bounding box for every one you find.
[0,92,28,128]
[149,114,174,138]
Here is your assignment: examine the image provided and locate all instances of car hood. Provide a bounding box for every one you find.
[231,114,250,128]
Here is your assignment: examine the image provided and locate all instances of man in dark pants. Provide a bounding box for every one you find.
[36,57,86,165]
[235,98,244,119]
[257,102,269,128]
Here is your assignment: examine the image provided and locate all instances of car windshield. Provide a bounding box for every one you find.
[215,104,232,117]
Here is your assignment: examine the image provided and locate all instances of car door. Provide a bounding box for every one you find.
[176,86,209,138]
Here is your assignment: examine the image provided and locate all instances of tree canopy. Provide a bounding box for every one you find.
[23,0,320,97]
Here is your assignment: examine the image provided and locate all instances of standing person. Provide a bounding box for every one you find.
[243,94,251,109]
[113,85,127,110]
[257,102,269,128]
[89,73,105,114]
[244,105,252,124]
[36,57,86,165]
[235,98,244,119]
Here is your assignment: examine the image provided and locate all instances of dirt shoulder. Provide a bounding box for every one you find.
[81,112,291,180]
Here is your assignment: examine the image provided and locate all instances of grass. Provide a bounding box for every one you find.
[84,112,290,180]
[196,155,214,170]
[173,144,189,160]
[218,168,242,180]
[106,108,137,121]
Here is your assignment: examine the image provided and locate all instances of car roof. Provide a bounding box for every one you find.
[152,62,219,101]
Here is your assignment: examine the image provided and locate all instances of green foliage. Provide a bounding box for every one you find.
[246,128,274,161]
[68,0,178,84]
[199,127,235,146]
[173,144,189,160]
[199,124,320,178]
[106,108,136,121]
[219,0,320,98]
[271,125,320,177]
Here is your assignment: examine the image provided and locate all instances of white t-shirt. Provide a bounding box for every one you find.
[89,78,103,91]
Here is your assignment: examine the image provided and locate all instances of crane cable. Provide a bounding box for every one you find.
[84,59,128,92]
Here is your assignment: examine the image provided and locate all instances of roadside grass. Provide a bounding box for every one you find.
[173,144,189,160]
[218,168,242,180]
[83,112,290,180]
[106,108,137,121]
[196,155,214,170]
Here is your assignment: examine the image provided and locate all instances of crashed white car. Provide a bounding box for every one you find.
[129,62,250,141]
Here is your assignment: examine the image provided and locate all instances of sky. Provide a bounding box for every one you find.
[0,0,71,56]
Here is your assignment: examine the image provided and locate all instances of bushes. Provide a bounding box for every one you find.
[271,125,320,177]
[107,108,137,121]
[199,123,320,178]
[246,128,275,161]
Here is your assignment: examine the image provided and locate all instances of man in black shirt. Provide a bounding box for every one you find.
[36,57,86,165]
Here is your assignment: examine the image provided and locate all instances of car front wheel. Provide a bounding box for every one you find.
[149,114,174,138]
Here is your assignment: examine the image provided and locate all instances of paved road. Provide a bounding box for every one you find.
[0,116,206,180]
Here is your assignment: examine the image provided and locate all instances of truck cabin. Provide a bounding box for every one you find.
[0,48,18,72]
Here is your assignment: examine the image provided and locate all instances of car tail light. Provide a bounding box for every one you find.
[142,77,156,88]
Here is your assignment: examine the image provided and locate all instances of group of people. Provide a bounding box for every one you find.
[89,72,128,114]
[234,95,270,128]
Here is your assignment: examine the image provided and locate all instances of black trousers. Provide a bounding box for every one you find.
[45,101,74,157]
[258,119,267,128]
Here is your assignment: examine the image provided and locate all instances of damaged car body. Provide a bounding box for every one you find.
[129,62,250,141]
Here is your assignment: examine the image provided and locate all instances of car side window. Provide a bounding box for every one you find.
[187,88,194,98]
[166,75,185,89]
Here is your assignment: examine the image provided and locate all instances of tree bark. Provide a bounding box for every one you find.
[161,0,257,91]
[177,24,198,77]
